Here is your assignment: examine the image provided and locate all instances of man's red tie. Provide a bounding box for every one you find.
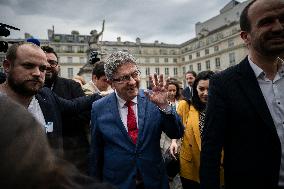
[126,101,138,144]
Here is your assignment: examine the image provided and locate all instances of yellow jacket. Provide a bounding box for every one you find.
[177,102,224,184]
[176,100,190,126]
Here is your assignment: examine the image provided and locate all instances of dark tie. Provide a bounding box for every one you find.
[126,101,138,144]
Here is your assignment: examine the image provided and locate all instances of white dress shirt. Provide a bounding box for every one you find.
[249,56,284,186]
[115,91,138,131]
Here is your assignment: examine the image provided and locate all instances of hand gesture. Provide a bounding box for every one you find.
[144,74,168,109]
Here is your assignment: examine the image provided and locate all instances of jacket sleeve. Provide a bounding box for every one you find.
[161,106,184,139]
[89,102,104,180]
[200,76,225,189]
[53,92,102,115]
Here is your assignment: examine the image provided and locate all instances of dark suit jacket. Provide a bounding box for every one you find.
[182,86,192,101]
[90,90,184,189]
[36,87,101,157]
[200,57,281,189]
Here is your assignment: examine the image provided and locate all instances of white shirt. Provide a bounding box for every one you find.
[249,56,284,186]
[27,96,46,131]
[115,91,138,131]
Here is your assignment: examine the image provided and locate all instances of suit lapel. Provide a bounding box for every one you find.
[36,93,53,123]
[108,93,134,144]
[236,58,277,134]
[137,90,146,144]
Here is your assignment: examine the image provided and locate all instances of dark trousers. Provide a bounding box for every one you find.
[180,177,200,189]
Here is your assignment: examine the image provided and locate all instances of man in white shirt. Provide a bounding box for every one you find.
[90,51,184,189]
[200,0,284,189]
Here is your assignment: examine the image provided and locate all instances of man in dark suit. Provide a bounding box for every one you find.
[90,51,184,189]
[0,42,100,157]
[182,71,196,101]
[41,46,90,173]
[200,0,284,189]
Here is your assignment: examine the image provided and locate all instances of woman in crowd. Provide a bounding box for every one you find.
[170,71,223,189]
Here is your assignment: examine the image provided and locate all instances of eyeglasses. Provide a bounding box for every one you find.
[47,60,58,68]
[112,70,141,83]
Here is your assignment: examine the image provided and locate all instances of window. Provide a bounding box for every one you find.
[67,36,73,42]
[54,35,61,41]
[164,58,168,63]
[189,65,193,71]
[67,45,72,52]
[197,63,202,71]
[206,60,210,70]
[228,39,234,47]
[181,57,185,62]
[67,57,73,63]
[173,58,177,63]
[189,54,192,60]
[165,67,169,76]
[215,57,221,69]
[146,81,150,89]
[205,48,209,55]
[145,57,150,63]
[79,46,84,52]
[214,45,219,52]
[79,36,85,42]
[54,45,60,52]
[80,57,84,64]
[174,67,178,76]
[67,68,73,78]
[196,52,200,58]
[155,57,159,63]
[182,67,186,74]
[155,67,160,75]
[229,52,236,65]
[145,67,150,75]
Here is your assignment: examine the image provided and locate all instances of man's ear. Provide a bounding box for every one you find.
[240,31,250,45]
[3,59,12,74]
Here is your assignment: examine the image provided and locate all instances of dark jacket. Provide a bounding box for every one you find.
[50,77,91,173]
[182,86,192,101]
[36,87,101,157]
[200,57,281,189]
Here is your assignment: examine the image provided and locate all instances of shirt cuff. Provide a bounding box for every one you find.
[159,105,172,115]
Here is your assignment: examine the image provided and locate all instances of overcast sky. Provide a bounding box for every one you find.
[0,0,247,44]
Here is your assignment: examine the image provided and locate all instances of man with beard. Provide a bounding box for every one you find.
[90,51,184,189]
[41,46,90,174]
[200,0,284,189]
[0,42,100,157]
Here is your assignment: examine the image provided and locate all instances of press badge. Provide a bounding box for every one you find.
[45,122,53,133]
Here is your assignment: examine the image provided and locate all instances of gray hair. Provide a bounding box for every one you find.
[104,51,137,80]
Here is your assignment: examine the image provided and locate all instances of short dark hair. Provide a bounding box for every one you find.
[240,0,257,32]
[92,61,106,79]
[41,46,58,59]
[185,70,197,78]
[191,70,215,112]
[6,42,40,64]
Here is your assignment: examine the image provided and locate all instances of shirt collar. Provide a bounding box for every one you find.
[115,90,138,108]
[248,56,265,79]
[248,56,284,79]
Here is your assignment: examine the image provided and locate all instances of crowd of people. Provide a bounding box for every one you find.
[1,0,284,188]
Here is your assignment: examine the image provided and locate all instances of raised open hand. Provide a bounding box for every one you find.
[144,74,169,109]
